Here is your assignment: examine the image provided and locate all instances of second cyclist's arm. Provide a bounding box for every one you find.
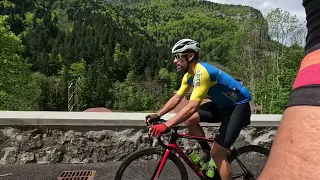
[258,0,320,179]
[165,68,210,128]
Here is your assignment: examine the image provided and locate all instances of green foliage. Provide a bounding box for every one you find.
[69,60,86,77]
[0,15,41,110]
[0,0,305,113]
[112,69,178,111]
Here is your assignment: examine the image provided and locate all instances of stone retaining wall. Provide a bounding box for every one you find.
[0,126,277,165]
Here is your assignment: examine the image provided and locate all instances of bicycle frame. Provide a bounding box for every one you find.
[152,127,215,180]
[147,120,254,180]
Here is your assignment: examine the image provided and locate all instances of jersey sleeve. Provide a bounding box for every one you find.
[190,68,211,102]
[176,73,191,97]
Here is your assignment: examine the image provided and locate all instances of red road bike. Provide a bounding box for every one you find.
[114,119,270,180]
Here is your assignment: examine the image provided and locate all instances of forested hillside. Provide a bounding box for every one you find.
[0,0,305,114]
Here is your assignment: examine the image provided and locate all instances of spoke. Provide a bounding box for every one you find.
[138,158,150,178]
[122,174,134,179]
[158,163,178,180]
[231,151,268,180]
[127,165,149,179]
[147,157,152,177]
[232,173,246,179]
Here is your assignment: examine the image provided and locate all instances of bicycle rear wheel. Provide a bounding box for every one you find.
[114,147,188,180]
[228,145,270,180]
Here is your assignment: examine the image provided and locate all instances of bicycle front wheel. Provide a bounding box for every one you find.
[114,147,188,180]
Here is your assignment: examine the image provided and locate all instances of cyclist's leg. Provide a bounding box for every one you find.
[211,102,251,180]
[184,101,221,154]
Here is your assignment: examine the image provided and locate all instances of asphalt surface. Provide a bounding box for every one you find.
[0,162,121,180]
[0,157,266,180]
[0,161,202,180]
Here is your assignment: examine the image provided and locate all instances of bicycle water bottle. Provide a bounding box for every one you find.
[186,148,206,171]
[206,158,217,178]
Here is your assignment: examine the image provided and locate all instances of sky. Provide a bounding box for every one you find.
[208,0,306,24]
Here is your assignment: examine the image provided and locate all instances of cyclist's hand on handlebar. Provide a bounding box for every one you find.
[145,113,160,124]
[149,123,168,137]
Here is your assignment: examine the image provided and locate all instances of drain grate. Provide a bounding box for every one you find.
[57,170,96,180]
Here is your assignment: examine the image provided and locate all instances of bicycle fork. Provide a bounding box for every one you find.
[151,148,171,180]
[151,143,207,180]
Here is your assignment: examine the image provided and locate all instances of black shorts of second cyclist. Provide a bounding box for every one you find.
[198,101,251,149]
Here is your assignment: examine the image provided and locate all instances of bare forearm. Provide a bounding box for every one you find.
[258,106,320,179]
[157,95,182,116]
[259,1,320,179]
[165,103,197,128]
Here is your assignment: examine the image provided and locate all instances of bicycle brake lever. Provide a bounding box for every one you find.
[148,134,152,147]
[145,122,153,147]
[145,119,167,148]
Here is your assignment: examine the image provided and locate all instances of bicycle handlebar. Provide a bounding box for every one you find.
[145,118,178,150]
[145,118,178,133]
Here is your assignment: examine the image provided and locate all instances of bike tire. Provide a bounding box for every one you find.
[227,145,270,179]
[228,145,270,162]
[114,147,188,180]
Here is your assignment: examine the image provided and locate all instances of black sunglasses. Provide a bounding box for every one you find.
[174,53,188,59]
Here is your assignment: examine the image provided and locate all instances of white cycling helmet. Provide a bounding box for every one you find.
[171,39,201,54]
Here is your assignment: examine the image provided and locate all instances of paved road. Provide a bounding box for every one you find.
[0,161,202,180]
[0,159,265,180]
[0,162,119,180]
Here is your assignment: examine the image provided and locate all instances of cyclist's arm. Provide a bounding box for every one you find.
[157,74,191,116]
[165,68,210,128]
[258,0,320,179]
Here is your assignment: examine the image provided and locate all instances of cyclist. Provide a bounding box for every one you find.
[147,38,252,180]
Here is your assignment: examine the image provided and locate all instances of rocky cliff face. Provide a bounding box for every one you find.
[0,127,276,165]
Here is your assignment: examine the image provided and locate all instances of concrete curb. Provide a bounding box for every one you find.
[0,111,282,127]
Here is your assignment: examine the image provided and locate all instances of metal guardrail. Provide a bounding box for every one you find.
[0,111,282,127]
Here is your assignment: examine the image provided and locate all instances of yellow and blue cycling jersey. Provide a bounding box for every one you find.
[176,62,252,107]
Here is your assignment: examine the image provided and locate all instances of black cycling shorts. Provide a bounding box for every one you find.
[198,102,251,149]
